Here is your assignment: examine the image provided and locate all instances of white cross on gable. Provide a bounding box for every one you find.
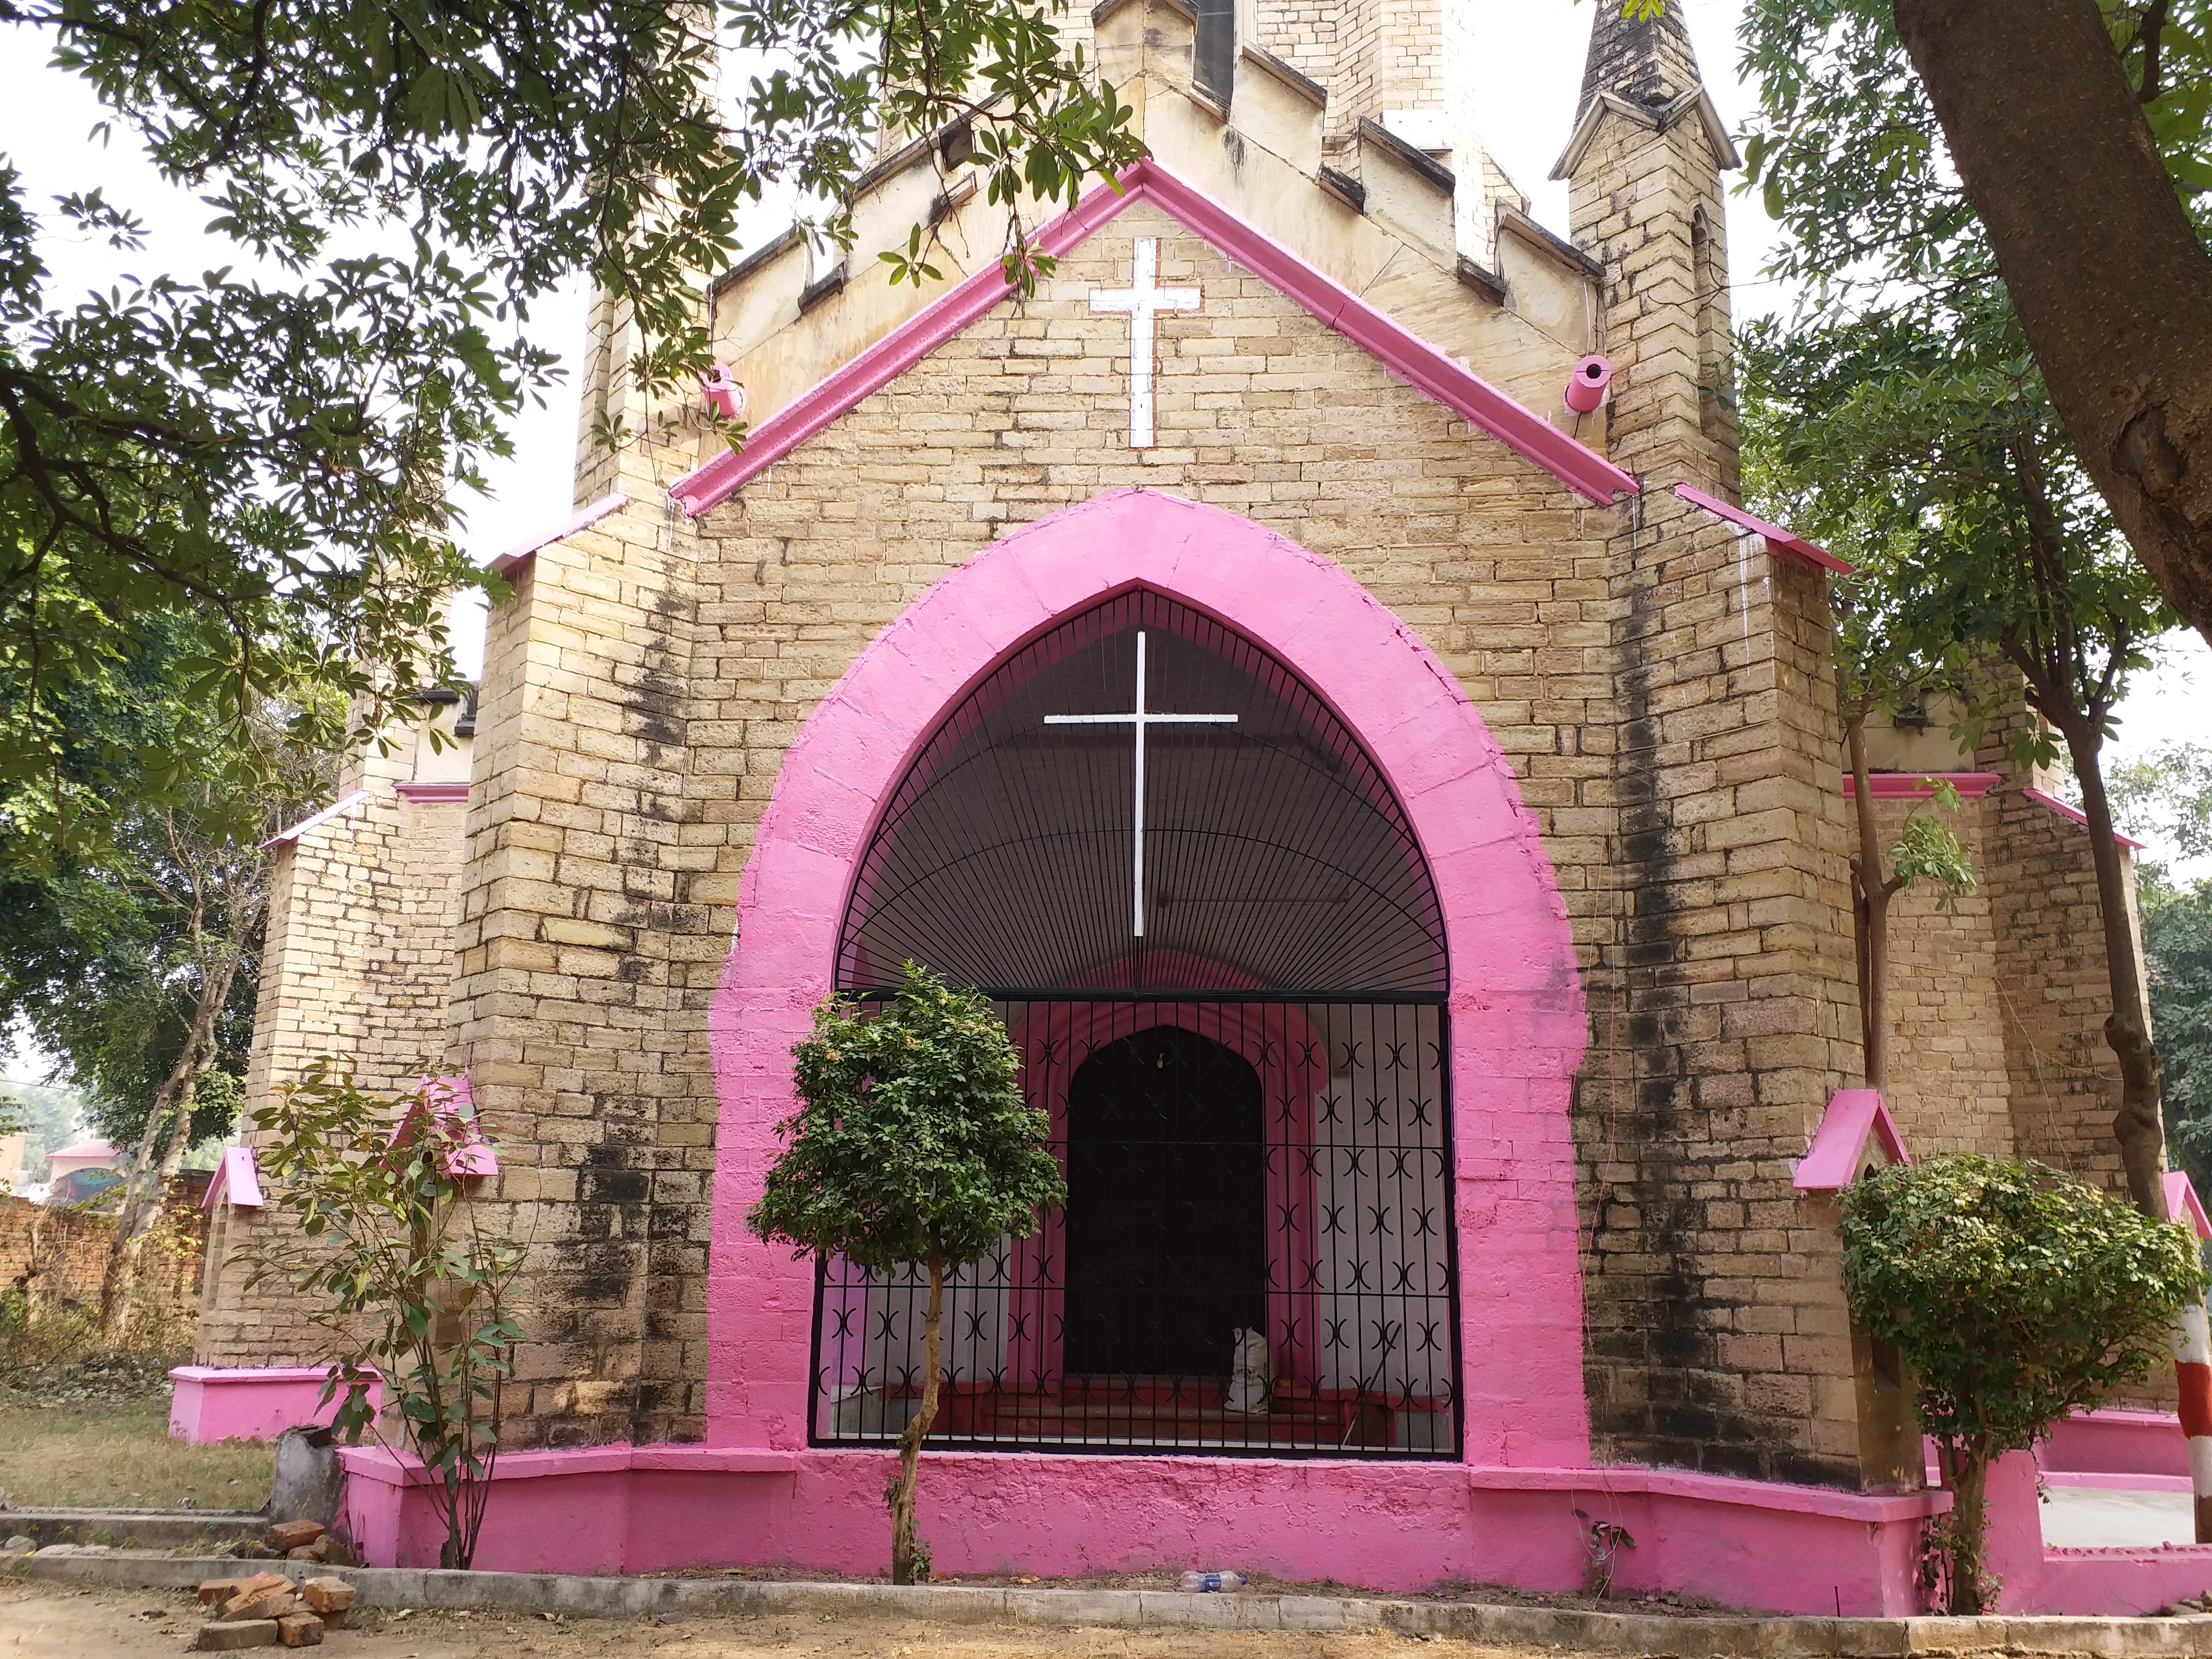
[1044,631,1236,938]
[1089,238,1200,450]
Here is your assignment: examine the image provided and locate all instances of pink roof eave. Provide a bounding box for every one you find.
[668,160,1640,517]
[1673,483,1853,575]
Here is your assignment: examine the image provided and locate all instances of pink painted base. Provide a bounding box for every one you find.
[168,1366,381,1445]
[336,1446,1946,1614]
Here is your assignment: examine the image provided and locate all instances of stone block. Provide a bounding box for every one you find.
[195,1622,281,1651]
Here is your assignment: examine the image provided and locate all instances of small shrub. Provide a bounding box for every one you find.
[1840,1154,2205,1612]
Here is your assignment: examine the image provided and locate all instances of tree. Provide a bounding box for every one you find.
[2105,742,2212,1179]
[1738,0,2212,652]
[249,1066,525,1572]
[0,608,329,1338]
[0,1,1143,862]
[747,964,1064,1585]
[1740,300,2179,1211]
[1840,1154,2205,1613]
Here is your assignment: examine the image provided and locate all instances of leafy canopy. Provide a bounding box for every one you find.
[0,1,1142,858]
[1839,1154,2206,1455]
[748,963,1065,1272]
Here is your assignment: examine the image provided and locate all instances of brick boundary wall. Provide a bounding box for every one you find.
[0,1181,207,1329]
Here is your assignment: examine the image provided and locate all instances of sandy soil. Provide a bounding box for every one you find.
[0,1581,1592,1659]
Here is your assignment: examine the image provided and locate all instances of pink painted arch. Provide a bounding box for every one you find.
[707,488,1592,1467]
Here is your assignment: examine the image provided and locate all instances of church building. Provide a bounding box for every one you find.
[195,0,2181,1614]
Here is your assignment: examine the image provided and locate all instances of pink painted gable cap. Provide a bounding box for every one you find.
[1794,1089,1910,1191]
[204,1145,264,1210]
[2166,1171,2212,1241]
[670,159,1639,517]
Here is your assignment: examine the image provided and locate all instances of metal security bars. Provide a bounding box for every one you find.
[808,996,1460,1459]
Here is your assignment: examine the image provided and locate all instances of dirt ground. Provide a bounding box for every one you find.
[0,1581,1590,1659]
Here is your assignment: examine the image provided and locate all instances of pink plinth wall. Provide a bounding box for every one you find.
[337,1442,1947,1613]
[168,1366,381,1445]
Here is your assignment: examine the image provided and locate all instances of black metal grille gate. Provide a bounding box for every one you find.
[808,593,1462,1459]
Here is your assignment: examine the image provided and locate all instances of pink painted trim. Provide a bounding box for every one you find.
[395,781,470,804]
[1672,483,1854,575]
[1793,1088,1910,1191]
[338,1442,799,1489]
[262,789,370,849]
[669,161,1637,516]
[169,1365,339,1384]
[1839,771,2000,801]
[1465,1462,1948,1523]
[707,488,1593,1467]
[489,492,628,578]
[2043,1470,2196,1492]
[2024,785,2149,850]
[203,1144,263,1210]
[2167,1172,2212,1241]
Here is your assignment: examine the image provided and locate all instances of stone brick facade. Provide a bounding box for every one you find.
[199,0,2160,1498]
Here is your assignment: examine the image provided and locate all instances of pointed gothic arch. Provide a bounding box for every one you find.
[708,488,1592,1467]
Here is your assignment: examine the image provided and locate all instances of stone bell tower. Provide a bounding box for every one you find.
[1554,3,1742,497]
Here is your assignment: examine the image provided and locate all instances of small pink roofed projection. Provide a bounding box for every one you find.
[1794,1089,1910,1191]
[2166,1171,2212,1242]
[388,1076,499,1178]
[1839,772,2000,800]
[204,1145,264,1210]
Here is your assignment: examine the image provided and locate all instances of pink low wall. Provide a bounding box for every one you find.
[336,1443,1946,1614]
[169,1365,380,1445]
[2040,1409,2190,1479]
[1981,1448,2212,1613]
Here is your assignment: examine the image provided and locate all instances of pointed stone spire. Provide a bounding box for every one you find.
[1575,3,1707,120]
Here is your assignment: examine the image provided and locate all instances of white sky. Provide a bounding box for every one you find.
[0,0,2204,892]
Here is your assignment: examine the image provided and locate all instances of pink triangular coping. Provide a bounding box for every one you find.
[1672,483,1853,575]
[1794,1089,1910,1191]
[668,159,1640,517]
[2167,1172,2212,1241]
[204,1144,264,1210]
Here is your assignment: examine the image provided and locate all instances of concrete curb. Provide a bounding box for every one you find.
[0,1510,263,1551]
[17,1550,2212,1655]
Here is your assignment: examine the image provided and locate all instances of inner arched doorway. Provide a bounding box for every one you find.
[812,589,1459,1458]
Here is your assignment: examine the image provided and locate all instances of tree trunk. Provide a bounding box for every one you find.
[1846,709,1895,1093]
[1892,0,2212,651]
[890,1251,946,1586]
[2055,717,2167,1218]
[1936,1438,1993,1615]
[98,954,237,1343]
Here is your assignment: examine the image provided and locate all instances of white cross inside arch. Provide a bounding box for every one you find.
[1044,631,1236,938]
[1090,238,1200,450]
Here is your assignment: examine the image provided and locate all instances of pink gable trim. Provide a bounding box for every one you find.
[1673,484,1853,575]
[1794,1089,1909,1191]
[489,492,628,579]
[2167,1172,2212,1241]
[204,1145,264,1210]
[263,789,370,849]
[2023,785,2148,851]
[396,781,470,805]
[670,161,1637,516]
[1840,771,2000,801]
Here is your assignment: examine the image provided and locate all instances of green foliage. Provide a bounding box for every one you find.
[1841,1154,2205,1609]
[748,962,1063,1583]
[1,1,1142,860]
[2147,870,2212,1172]
[1842,1155,2203,1452]
[2111,742,2212,863]
[1889,793,1975,910]
[249,1065,525,1572]
[748,965,1065,1274]
[1740,0,2212,310]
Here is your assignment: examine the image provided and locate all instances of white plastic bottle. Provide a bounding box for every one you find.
[1179,1571,1248,1593]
